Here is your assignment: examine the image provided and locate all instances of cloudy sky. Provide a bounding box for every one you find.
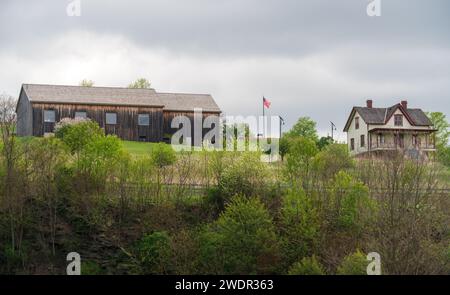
[1,0,449,141]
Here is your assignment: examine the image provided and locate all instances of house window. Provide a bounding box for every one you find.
[412,134,421,146]
[75,111,87,119]
[360,135,365,147]
[105,112,117,125]
[350,138,355,151]
[394,114,403,126]
[355,117,359,129]
[378,133,385,144]
[138,114,150,126]
[44,110,56,123]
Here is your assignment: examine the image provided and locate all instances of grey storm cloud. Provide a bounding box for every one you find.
[1,0,449,139]
[2,0,450,56]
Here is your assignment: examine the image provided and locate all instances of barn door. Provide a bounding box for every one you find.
[43,109,56,134]
[138,126,148,141]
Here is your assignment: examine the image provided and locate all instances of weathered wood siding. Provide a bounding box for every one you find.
[163,111,221,144]
[31,103,164,142]
[16,90,33,136]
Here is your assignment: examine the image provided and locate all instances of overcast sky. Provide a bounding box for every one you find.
[1,0,449,141]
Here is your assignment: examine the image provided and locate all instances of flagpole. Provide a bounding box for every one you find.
[262,96,265,138]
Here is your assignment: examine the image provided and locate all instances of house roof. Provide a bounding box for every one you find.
[21,84,221,113]
[343,103,433,131]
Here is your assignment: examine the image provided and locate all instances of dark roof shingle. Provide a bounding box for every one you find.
[22,84,221,113]
[344,103,432,131]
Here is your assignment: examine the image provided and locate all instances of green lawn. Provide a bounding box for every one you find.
[122,141,159,157]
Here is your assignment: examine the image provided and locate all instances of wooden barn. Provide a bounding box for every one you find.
[15,84,222,143]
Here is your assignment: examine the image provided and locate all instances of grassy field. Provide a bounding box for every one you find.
[122,141,159,156]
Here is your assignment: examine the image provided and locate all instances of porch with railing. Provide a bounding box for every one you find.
[369,129,436,151]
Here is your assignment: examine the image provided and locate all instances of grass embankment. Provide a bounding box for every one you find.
[122,141,159,157]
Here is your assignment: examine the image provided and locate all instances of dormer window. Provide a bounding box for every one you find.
[394,114,403,126]
[355,117,359,129]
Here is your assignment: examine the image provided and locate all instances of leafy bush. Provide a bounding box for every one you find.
[329,171,376,231]
[281,188,320,266]
[136,231,172,274]
[218,152,269,201]
[199,196,280,274]
[81,261,104,275]
[55,118,103,154]
[313,144,354,180]
[150,143,176,168]
[284,137,318,188]
[288,256,325,275]
[337,250,367,275]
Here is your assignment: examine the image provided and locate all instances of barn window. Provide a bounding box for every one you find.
[138,114,150,126]
[75,111,87,119]
[105,112,117,125]
[394,114,403,126]
[44,110,56,123]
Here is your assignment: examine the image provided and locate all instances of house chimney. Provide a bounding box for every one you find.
[366,99,373,108]
[401,100,408,109]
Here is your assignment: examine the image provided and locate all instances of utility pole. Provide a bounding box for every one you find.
[279,116,285,138]
[331,121,337,142]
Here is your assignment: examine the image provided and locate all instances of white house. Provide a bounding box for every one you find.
[343,100,436,158]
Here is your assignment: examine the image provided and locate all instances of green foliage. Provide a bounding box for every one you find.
[136,231,172,274]
[150,143,176,168]
[439,146,450,167]
[284,137,318,187]
[337,250,367,275]
[128,78,152,89]
[55,119,103,154]
[199,196,280,274]
[279,136,290,161]
[286,117,319,142]
[2,245,25,274]
[317,136,333,150]
[219,152,269,200]
[281,188,320,265]
[288,256,325,275]
[81,261,104,275]
[427,112,450,166]
[313,144,354,180]
[427,112,449,148]
[329,171,375,231]
[79,79,94,87]
[79,135,123,171]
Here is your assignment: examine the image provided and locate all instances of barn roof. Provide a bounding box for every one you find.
[21,84,221,113]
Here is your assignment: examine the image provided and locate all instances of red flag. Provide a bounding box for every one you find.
[263,97,271,109]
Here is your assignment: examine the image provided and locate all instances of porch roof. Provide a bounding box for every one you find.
[369,128,437,133]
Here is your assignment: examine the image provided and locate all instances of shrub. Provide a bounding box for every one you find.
[81,261,104,275]
[150,143,176,168]
[218,152,269,201]
[328,171,376,232]
[284,137,318,188]
[337,250,367,275]
[313,144,354,180]
[288,256,326,275]
[78,135,124,189]
[136,231,172,274]
[281,188,320,266]
[55,118,103,154]
[199,196,280,274]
